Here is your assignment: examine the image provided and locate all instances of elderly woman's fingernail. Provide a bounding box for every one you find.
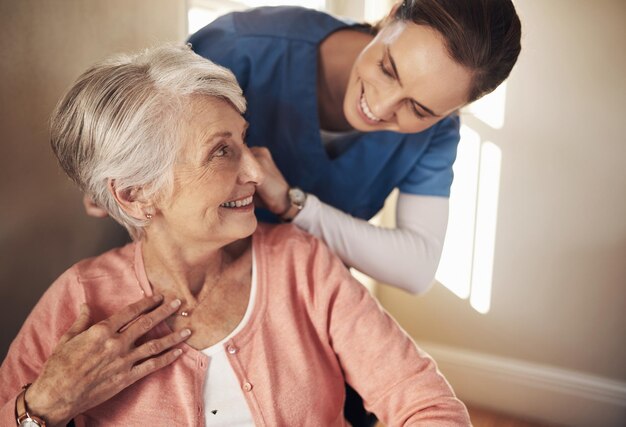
[180,329,191,337]
[174,349,183,357]
[171,299,181,308]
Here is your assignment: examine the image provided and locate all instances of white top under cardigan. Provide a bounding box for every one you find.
[200,255,257,426]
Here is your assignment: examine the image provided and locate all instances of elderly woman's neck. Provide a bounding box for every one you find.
[140,236,252,298]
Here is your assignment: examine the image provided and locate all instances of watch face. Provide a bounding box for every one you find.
[289,188,306,206]
[20,419,42,427]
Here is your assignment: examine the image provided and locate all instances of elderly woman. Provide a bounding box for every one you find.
[0,45,469,426]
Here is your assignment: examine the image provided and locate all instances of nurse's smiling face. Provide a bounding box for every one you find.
[343,21,473,134]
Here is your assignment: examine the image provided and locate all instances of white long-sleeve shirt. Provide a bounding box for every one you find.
[293,192,448,294]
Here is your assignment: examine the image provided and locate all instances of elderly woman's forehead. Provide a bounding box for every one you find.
[187,95,240,114]
[183,96,246,137]
[185,96,237,117]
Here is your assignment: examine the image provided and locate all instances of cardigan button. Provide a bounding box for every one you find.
[227,344,238,354]
[243,382,253,392]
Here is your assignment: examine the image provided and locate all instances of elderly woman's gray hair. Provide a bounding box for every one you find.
[50,44,246,239]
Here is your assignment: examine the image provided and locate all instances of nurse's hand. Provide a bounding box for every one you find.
[83,195,109,218]
[250,147,291,215]
[24,296,190,426]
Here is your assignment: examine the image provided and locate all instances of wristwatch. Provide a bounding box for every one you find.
[16,384,47,427]
[279,187,307,222]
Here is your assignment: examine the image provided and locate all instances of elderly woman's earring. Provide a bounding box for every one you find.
[145,213,153,220]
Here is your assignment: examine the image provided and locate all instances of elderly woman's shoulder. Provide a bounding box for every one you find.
[70,242,137,281]
[254,223,344,272]
[255,222,321,250]
[27,243,138,326]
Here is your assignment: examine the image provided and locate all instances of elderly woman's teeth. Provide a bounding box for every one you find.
[360,92,381,122]
[221,195,253,208]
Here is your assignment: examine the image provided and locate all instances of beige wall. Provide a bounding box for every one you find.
[378,0,626,382]
[0,0,186,358]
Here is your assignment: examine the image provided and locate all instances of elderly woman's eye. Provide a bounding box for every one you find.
[214,145,229,157]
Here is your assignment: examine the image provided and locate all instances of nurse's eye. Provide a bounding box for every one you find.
[410,102,427,119]
[377,60,394,79]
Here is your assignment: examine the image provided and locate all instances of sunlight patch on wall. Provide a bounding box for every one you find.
[470,141,502,313]
[436,82,507,314]
[239,0,325,7]
[188,7,221,34]
[435,125,480,299]
[435,135,503,313]
[466,82,507,129]
[364,0,391,22]
[188,0,326,35]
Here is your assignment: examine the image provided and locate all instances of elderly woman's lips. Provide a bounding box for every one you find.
[220,195,254,208]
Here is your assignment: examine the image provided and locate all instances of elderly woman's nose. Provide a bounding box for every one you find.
[240,147,266,185]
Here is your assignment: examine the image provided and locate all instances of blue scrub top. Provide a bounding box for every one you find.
[189,6,460,221]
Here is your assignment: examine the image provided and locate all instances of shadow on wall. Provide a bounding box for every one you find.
[0,0,184,359]
[0,206,129,359]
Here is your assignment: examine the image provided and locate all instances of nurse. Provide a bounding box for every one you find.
[187,0,522,294]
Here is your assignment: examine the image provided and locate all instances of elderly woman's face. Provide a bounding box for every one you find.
[153,96,263,245]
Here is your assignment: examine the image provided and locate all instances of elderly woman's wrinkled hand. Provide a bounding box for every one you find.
[24,296,190,426]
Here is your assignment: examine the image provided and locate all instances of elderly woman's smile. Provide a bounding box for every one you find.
[220,195,254,209]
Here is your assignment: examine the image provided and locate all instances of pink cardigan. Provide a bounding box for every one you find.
[1,223,470,426]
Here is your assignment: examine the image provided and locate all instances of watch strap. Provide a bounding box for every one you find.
[16,384,46,427]
[280,204,301,222]
[279,188,307,222]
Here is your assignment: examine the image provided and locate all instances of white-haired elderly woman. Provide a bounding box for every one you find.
[0,45,470,426]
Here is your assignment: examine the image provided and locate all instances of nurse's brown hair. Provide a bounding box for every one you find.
[390,0,522,103]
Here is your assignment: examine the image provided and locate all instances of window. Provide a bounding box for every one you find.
[435,83,508,314]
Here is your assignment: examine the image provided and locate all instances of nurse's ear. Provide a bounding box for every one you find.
[107,179,155,221]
